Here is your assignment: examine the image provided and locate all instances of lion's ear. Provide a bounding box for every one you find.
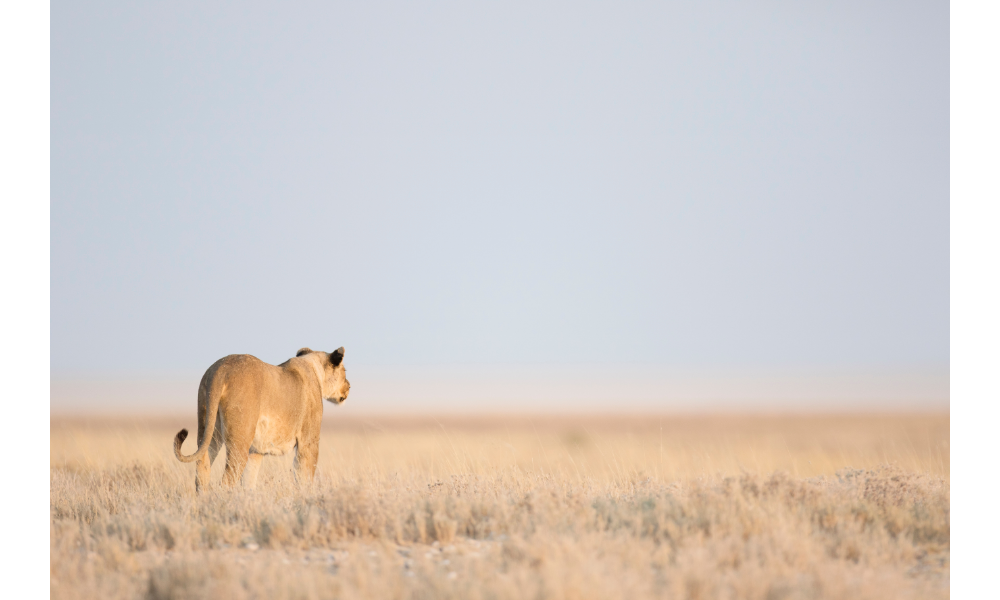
[296,347,313,357]
[329,347,345,366]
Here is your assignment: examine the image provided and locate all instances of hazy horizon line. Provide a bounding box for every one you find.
[51,363,949,415]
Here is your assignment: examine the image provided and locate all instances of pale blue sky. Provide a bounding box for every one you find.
[52,1,948,374]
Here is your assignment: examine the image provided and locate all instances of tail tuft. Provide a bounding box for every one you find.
[174,429,198,462]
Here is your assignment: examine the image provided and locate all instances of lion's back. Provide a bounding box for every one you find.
[200,354,283,397]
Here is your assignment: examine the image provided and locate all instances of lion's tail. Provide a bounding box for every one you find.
[174,378,223,463]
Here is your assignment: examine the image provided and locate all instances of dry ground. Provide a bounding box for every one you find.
[51,413,949,600]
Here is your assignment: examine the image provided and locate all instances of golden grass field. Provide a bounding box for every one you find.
[50,413,949,600]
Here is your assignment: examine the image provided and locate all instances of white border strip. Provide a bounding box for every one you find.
[0,0,50,595]
[952,0,1000,595]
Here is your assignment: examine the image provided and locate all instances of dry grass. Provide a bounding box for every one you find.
[51,413,949,599]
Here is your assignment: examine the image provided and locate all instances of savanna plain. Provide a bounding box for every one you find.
[51,413,949,600]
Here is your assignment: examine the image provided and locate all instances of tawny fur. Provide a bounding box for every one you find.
[174,347,350,492]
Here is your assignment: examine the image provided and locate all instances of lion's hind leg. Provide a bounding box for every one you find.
[208,426,223,465]
[221,428,253,488]
[195,431,223,493]
[242,453,264,489]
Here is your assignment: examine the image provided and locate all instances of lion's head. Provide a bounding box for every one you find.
[324,347,350,403]
[297,347,350,403]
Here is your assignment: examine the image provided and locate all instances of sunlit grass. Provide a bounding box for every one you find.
[51,413,948,600]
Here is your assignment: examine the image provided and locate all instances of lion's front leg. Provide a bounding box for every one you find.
[293,436,319,484]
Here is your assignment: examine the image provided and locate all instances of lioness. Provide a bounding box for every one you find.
[174,347,350,491]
